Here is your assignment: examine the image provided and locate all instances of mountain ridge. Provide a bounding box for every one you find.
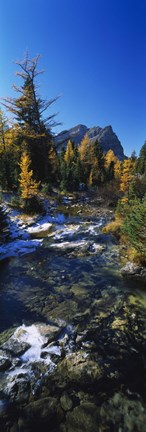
[54,124,124,160]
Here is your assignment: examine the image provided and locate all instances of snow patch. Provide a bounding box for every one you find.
[54,224,80,240]
[26,222,52,234]
[50,239,87,249]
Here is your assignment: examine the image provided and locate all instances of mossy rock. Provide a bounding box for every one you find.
[56,351,102,386]
[100,392,146,432]
[65,402,99,432]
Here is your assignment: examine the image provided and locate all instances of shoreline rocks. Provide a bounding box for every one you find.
[121,261,146,283]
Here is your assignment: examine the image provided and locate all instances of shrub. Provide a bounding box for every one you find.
[102,219,122,239]
[9,194,20,209]
[98,181,121,207]
[0,205,9,241]
[122,201,146,257]
[41,183,52,195]
[22,196,45,215]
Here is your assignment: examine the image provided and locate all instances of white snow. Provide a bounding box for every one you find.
[91,243,105,252]
[26,222,52,234]
[85,222,103,234]
[50,239,87,249]
[54,224,80,240]
[71,128,80,135]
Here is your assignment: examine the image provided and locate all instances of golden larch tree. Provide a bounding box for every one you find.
[114,159,122,179]
[64,140,74,164]
[78,134,94,164]
[19,151,40,199]
[120,159,134,195]
[105,149,117,168]
[105,149,122,179]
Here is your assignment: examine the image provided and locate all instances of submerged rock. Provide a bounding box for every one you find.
[60,393,73,411]
[23,397,59,427]
[65,402,99,432]
[0,322,76,405]
[100,392,146,432]
[0,400,10,418]
[0,351,11,371]
[4,372,30,403]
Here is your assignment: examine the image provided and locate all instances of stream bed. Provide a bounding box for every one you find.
[0,199,146,431]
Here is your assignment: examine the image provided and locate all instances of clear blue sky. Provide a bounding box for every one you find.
[1,0,146,156]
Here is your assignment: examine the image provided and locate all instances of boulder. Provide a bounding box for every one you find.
[65,402,99,432]
[56,351,102,387]
[100,392,146,432]
[60,393,73,411]
[121,262,146,282]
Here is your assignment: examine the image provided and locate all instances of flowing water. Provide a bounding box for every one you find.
[0,201,146,431]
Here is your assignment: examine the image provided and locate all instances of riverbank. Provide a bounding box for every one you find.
[0,192,114,261]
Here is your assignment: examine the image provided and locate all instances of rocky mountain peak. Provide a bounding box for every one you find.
[55,123,124,160]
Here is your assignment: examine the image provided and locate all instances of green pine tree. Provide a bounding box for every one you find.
[122,200,146,256]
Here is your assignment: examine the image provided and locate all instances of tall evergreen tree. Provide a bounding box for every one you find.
[2,54,59,182]
[89,140,105,185]
[0,109,16,189]
[64,140,74,164]
[105,149,121,181]
[122,201,146,256]
[136,142,146,175]
[120,158,135,201]
[78,134,95,183]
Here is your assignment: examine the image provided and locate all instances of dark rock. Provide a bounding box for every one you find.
[23,397,59,428]
[2,338,30,356]
[4,374,30,403]
[100,392,146,432]
[0,400,10,418]
[65,402,99,432]
[0,351,11,371]
[60,393,73,411]
[9,423,18,432]
[55,351,102,387]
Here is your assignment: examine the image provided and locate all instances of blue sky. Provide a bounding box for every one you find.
[1,0,146,156]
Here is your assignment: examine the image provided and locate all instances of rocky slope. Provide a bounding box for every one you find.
[55,124,124,160]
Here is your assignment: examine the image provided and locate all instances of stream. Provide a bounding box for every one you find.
[0,198,146,431]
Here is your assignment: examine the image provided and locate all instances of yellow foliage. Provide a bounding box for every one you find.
[120,159,134,193]
[19,151,40,199]
[78,134,92,162]
[114,159,122,179]
[89,170,93,187]
[105,150,117,168]
[102,219,122,237]
[64,140,74,163]
[0,124,20,154]
[48,145,59,175]
[120,197,129,204]
[105,150,121,178]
